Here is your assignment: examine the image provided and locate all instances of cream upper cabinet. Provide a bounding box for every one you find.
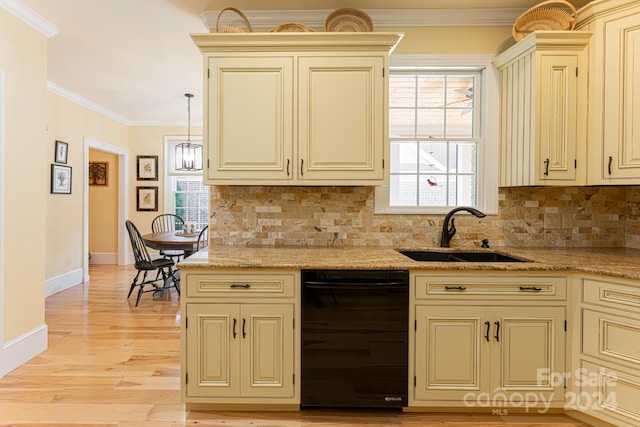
[576,0,640,184]
[192,33,402,186]
[494,31,591,186]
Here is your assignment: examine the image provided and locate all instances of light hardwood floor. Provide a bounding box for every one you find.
[0,265,593,426]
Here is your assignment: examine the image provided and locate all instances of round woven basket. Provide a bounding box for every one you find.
[325,8,374,32]
[215,7,252,33]
[271,23,314,32]
[512,0,577,41]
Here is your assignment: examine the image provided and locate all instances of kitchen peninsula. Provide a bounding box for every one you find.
[179,246,640,427]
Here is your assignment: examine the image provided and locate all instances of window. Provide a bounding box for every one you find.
[164,136,209,230]
[375,56,499,215]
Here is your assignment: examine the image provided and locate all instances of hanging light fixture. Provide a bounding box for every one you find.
[175,93,202,171]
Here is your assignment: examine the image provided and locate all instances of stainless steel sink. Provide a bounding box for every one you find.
[398,249,530,263]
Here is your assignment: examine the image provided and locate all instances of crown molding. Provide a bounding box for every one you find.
[47,82,130,126]
[0,0,58,37]
[200,8,524,30]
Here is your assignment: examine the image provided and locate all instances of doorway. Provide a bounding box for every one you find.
[83,137,129,283]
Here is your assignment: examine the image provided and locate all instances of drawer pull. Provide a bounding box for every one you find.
[544,158,550,176]
[485,321,491,342]
[232,318,237,339]
[494,321,500,342]
[242,318,247,338]
[445,286,466,291]
[520,286,542,292]
[230,283,251,289]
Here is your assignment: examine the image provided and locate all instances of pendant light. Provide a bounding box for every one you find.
[175,93,202,171]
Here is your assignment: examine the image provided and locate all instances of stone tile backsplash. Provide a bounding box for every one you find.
[209,185,639,248]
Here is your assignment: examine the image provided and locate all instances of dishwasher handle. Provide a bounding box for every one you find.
[303,280,407,290]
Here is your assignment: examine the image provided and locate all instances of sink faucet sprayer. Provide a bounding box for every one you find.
[440,206,486,248]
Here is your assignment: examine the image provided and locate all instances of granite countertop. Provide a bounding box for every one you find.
[178,246,640,281]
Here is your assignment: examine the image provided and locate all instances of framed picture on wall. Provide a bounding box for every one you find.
[136,186,158,211]
[88,162,108,186]
[55,140,69,164]
[51,164,72,194]
[137,155,158,181]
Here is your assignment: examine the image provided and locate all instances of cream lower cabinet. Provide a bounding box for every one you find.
[411,273,567,410]
[192,33,402,186]
[573,276,640,427]
[186,303,294,399]
[181,269,299,407]
[576,0,640,184]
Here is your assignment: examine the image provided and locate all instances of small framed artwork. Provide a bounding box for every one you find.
[136,186,158,211]
[88,162,108,186]
[51,164,72,194]
[55,140,69,164]
[137,155,158,181]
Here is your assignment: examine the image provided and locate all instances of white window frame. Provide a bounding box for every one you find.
[375,54,499,215]
[163,136,208,228]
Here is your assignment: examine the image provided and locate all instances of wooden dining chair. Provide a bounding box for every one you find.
[197,225,209,251]
[125,220,180,307]
[151,214,185,262]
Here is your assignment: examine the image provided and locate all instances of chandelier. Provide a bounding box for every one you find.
[175,93,202,171]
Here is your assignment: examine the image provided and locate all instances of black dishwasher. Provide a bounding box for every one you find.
[301,269,409,409]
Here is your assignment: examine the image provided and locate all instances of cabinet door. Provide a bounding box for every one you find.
[240,304,295,398]
[297,56,385,183]
[414,306,490,401]
[207,56,293,182]
[601,14,640,181]
[185,304,240,397]
[492,306,566,405]
[538,54,579,182]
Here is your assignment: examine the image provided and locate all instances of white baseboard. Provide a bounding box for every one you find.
[1,323,47,376]
[89,252,117,265]
[45,268,84,297]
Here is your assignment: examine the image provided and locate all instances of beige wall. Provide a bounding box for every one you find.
[127,126,202,235]
[388,26,514,55]
[45,93,128,278]
[88,150,118,256]
[0,8,48,342]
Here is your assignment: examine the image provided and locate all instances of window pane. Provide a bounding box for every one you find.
[417,109,444,138]
[389,109,416,138]
[389,75,416,108]
[390,175,417,206]
[456,175,476,206]
[390,141,418,173]
[386,69,482,211]
[419,174,447,206]
[448,142,477,174]
[419,142,447,173]
[417,75,444,108]
[446,108,473,138]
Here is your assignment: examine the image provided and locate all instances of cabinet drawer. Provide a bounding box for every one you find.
[582,308,640,366]
[579,360,640,427]
[414,274,566,300]
[186,272,296,298]
[583,278,640,312]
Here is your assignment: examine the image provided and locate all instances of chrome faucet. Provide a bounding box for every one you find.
[440,206,486,248]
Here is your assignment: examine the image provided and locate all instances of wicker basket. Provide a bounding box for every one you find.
[512,0,577,41]
[325,8,374,32]
[271,23,314,32]
[215,7,252,33]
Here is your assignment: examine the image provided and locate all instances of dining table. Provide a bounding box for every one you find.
[142,230,201,258]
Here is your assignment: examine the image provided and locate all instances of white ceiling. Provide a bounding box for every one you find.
[15,0,590,125]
